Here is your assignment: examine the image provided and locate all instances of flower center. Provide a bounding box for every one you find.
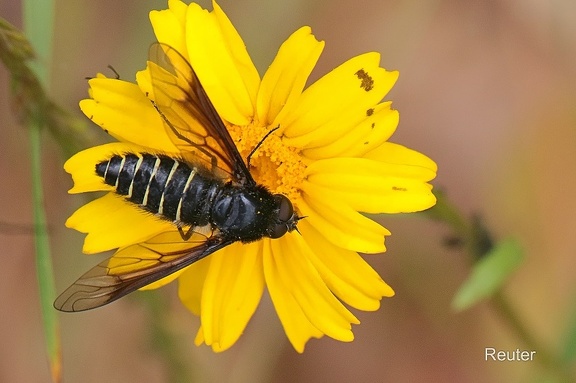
[228,123,305,203]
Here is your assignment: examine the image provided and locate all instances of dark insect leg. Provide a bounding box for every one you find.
[107,65,121,79]
[177,225,196,241]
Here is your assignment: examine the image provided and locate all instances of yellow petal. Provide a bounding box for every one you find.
[79,78,178,153]
[302,102,399,160]
[149,0,188,57]
[184,1,260,125]
[299,221,394,311]
[281,52,399,148]
[305,155,436,182]
[64,142,147,194]
[304,156,437,213]
[364,142,438,173]
[305,179,435,215]
[178,256,212,316]
[297,195,389,254]
[262,239,323,352]
[270,235,359,343]
[198,241,264,352]
[66,193,174,254]
[194,326,206,347]
[257,26,324,127]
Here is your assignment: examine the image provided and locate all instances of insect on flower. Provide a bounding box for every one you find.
[54,0,438,352]
[54,44,301,312]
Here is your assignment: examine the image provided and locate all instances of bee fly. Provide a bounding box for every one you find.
[54,44,300,312]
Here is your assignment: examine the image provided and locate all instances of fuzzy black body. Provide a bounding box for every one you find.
[96,153,280,242]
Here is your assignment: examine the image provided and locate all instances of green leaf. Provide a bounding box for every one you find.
[452,238,524,311]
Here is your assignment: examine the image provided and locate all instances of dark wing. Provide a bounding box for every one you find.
[54,232,234,312]
[147,43,254,186]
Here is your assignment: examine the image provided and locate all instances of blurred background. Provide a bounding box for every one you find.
[2,0,576,382]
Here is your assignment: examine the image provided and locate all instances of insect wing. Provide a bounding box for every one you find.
[54,232,233,312]
[147,43,254,185]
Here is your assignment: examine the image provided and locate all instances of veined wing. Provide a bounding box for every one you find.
[147,43,254,186]
[54,231,233,312]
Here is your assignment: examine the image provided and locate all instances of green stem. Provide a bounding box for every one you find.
[29,118,61,383]
[492,292,573,382]
[23,0,61,381]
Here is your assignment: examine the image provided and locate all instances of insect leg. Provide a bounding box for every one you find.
[177,225,196,241]
[107,65,121,79]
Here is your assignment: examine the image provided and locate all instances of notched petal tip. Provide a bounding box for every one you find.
[259,25,325,127]
[303,102,399,160]
[64,143,148,194]
[299,221,395,311]
[364,142,438,177]
[80,76,178,152]
[66,192,173,254]
[184,0,259,126]
[304,156,437,214]
[264,237,359,350]
[281,52,400,149]
[196,242,265,352]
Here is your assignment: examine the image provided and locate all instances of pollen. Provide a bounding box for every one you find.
[228,123,305,203]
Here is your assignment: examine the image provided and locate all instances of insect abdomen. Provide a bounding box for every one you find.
[96,153,218,226]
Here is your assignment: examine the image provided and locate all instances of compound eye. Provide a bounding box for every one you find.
[270,223,288,239]
[268,195,294,239]
[274,194,294,223]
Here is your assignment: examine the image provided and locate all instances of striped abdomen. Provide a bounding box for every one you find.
[96,153,220,226]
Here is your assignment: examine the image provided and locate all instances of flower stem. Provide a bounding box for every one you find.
[29,117,62,383]
[22,0,62,381]
[426,192,574,382]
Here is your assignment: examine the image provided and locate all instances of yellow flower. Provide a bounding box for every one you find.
[63,0,437,352]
